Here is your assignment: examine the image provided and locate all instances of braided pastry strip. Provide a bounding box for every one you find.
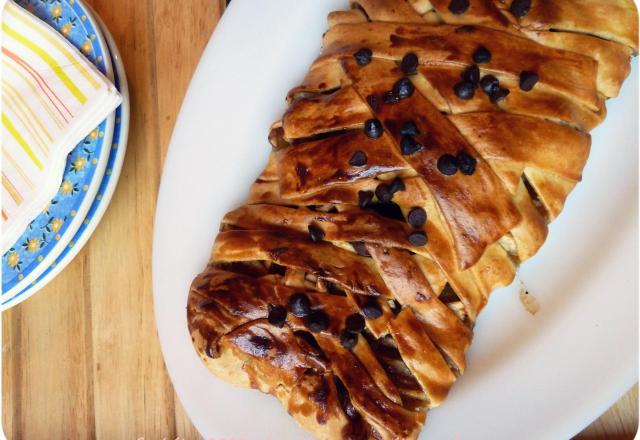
[188,1,637,439]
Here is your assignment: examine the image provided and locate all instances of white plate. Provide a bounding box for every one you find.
[152,1,638,439]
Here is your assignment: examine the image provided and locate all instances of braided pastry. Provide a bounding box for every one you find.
[187,1,637,438]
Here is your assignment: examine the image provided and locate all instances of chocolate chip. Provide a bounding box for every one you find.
[473,46,492,64]
[400,121,419,137]
[351,241,370,257]
[462,64,480,84]
[267,305,287,328]
[354,47,372,66]
[358,190,374,208]
[490,87,510,103]
[349,150,367,167]
[407,207,427,228]
[248,335,272,356]
[308,224,325,242]
[510,0,531,17]
[480,75,499,95]
[334,378,358,419]
[325,281,346,297]
[268,263,287,276]
[448,0,470,14]
[362,300,383,320]
[340,331,358,349]
[401,52,419,75]
[519,71,539,91]
[366,94,380,112]
[383,90,400,104]
[408,231,428,246]
[310,380,329,404]
[400,135,423,155]
[289,293,311,317]
[389,299,402,315]
[457,152,477,175]
[390,177,405,195]
[196,299,214,310]
[454,81,475,100]
[392,77,414,100]
[305,310,329,333]
[437,154,459,175]
[375,183,392,203]
[345,313,366,333]
[370,202,405,222]
[364,119,383,139]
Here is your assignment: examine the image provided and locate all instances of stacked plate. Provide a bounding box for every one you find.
[1,0,129,309]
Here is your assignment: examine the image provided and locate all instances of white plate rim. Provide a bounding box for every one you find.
[152,2,638,439]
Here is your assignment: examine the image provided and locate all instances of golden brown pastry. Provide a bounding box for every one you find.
[187,1,637,438]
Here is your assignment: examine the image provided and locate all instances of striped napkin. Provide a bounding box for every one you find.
[1,0,121,251]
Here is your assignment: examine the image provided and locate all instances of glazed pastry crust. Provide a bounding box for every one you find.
[188,1,637,439]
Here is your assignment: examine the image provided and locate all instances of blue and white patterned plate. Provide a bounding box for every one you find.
[2,10,130,309]
[2,0,116,301]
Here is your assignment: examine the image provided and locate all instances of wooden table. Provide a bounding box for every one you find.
[2,1,637,438]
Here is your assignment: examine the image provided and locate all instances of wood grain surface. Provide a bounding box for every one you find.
[2,1,637,439]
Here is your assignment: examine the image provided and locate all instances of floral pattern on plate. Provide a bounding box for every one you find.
[2,0,110,292]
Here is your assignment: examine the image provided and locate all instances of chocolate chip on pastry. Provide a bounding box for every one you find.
[350,241,371,257]
[457,152,477,176]
[340,330,359,349]
[448,0,470,15]
[473,46,491,64]
[407,207,427,228]
[267,305,287,328]
[361,299,383,320]
[519,71,540,92]
[289,293,311,317]
[510,0,532,17]
[400,134,423,155]
[357,190,374,208]
[389,177,406,195]
[490,87,511,103]
[366,94,380,112]
[383,90,400,104]
[375,182,393,203]
[408,231,428,246]
[188,1,637,439]
[348,150,368,167]
[392,77,414,100]
[345,313,366,333]
[400,52,419,75]
[400,120,419,136]
[307,223,325,242]
[354,47,372,66]
[364,118,383,139]
[454,81,475,100]
[305,310,330,333]
[437,153,459,175]
[461,64,480,84]
[480,74,500,95]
